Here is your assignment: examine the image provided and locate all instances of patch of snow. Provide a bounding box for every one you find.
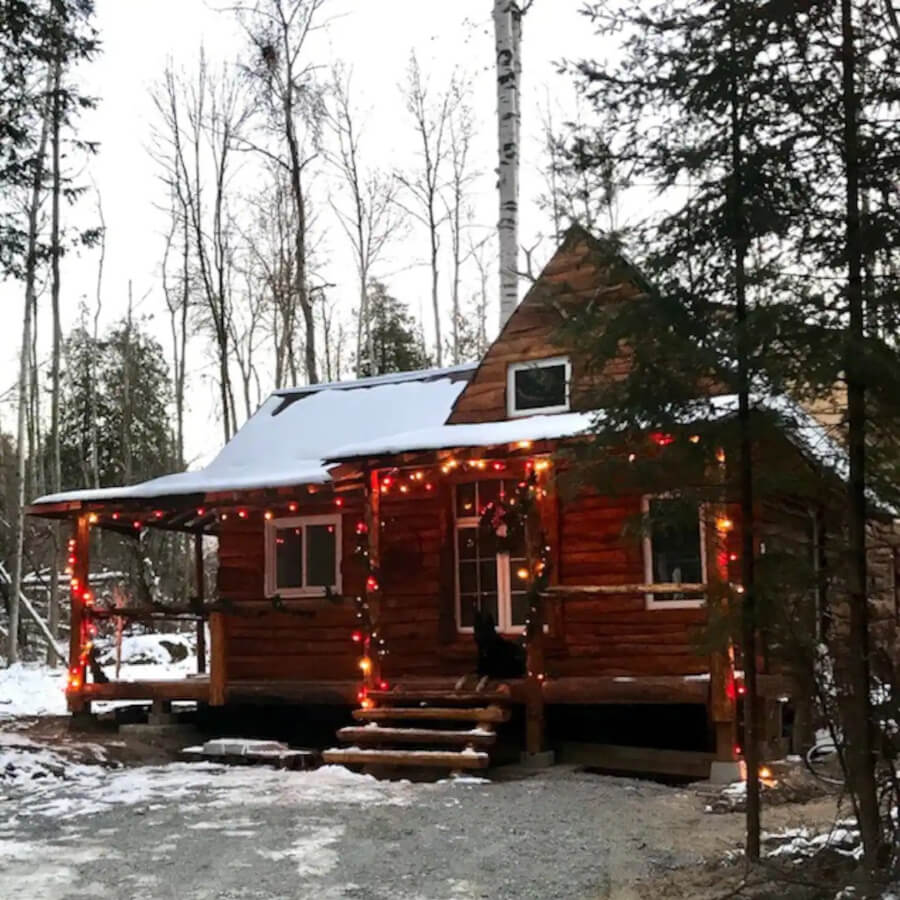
[0,663,68,717]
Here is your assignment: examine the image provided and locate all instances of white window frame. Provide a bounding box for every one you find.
[641,495,707,610]
[506,355,571,418]
[264,514,342,598]
[454,484,527,635]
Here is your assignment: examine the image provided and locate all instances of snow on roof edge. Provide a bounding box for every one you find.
[272,362,477,397]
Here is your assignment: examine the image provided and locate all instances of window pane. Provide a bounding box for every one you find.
[514,362,567,411]
[306,523,337,587]
[456,482,477,518]
[458,527,479,561]
[649,500,702,584]
[275,527,303,589]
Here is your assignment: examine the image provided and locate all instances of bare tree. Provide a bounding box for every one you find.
[326,67,402,376]
[443,83,477,365]
[397,53,457,368]
[236,0,326,386]
[493,0,533,328]
[151,53,249,443]
[9,66,52,664]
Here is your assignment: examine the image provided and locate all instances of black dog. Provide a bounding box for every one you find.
[473,608,526,680]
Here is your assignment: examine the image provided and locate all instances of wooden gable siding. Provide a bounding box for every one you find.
[448,227,644,425]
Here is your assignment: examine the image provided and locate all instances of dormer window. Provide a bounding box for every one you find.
[507,356,571,417]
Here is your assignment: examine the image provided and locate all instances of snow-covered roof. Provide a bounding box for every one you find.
[31,364,475,506]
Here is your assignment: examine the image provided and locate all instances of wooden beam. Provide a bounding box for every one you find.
[541,675,709,705]
[83,678,210,702]
[320,748,489,769]
[194,534,206,675]
[557,742,715,779]
[546,583,707,595]
[365,467,382,687]
[209,612,226,706]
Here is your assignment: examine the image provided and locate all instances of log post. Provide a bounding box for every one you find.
[706,472,737,763]
[67,514,90,714]
[365,468,382,687]
[524,463,547,755]
[209,612,226,706]
[194,533,206,675]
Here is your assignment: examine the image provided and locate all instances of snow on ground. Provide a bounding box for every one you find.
[0,662,68,717]
[0,632,200,719]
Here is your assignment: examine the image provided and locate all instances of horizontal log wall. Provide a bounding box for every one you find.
[552,492,709,677]
[217,495,365,682]
[216,483,715,685]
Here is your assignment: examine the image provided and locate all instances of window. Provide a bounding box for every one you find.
[265,514,342,598]
[507,356,571,417]
[642,496,707,609]
[455,480,528,633]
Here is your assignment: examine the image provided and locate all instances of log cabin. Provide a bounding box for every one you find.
[27,226,898,779]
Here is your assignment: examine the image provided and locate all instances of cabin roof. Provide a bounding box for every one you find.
[31,364,476,505]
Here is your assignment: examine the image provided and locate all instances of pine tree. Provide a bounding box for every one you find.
[356,282,432,378]
[566,0,900,872]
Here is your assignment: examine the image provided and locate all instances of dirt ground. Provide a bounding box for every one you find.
[0,716,850,900]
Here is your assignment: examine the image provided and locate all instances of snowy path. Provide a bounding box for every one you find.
[0,740,717,900]
[0,729,846,900]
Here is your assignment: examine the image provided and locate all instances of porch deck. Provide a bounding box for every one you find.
[73,673,794,708]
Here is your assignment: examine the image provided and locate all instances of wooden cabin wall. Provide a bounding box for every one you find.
[217,495,365,682]
[550,492,709,677]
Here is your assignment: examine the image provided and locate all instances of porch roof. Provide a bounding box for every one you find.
[29,364,475,509]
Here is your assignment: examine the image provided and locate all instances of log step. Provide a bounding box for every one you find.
[352,705,510,723]
[337,725,496,747]
[366,689,511,704]
[321,748,489,769]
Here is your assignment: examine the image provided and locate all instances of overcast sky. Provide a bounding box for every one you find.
[1,0,622,469]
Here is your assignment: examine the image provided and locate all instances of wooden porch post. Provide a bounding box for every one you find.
[67,514,90,714]
[707,486,738,762]
[209,611,226,706]
[525,464,549,755]
[194,533,206,675]
[365,467,382,687]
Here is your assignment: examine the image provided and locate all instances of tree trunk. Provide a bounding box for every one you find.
[727,0,760,860]
[47,10,64,666]
[839,0,881,868]
[9,67,53,664]
[494,0,520,328]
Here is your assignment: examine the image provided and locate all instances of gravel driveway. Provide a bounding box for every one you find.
[0,734,840,900]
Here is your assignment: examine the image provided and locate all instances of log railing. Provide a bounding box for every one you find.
[544,583,707,595]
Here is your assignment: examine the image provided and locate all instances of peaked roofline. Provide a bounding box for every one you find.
[273,362,477,399]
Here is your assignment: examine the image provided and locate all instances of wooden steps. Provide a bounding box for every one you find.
[320,748,489,769]
[352,705,510,723]
[322,683,513,774]
[336,725,497,748]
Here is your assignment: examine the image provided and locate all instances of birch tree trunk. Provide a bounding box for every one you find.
[9,68,53,665]
[493,0,526,328]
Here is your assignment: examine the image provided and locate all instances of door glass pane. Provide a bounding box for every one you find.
[479,559,497,593]
[457,527,479,561]
[275,527,303,589]
[480,590,499,624]
[459,561,478,595]
[510,589,529,627]
[478,479,502,511]
[306,523,337,587]
[459,594,478,628]
[456,482,477,517]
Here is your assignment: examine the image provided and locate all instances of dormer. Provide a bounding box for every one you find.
[447,225,646,425]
